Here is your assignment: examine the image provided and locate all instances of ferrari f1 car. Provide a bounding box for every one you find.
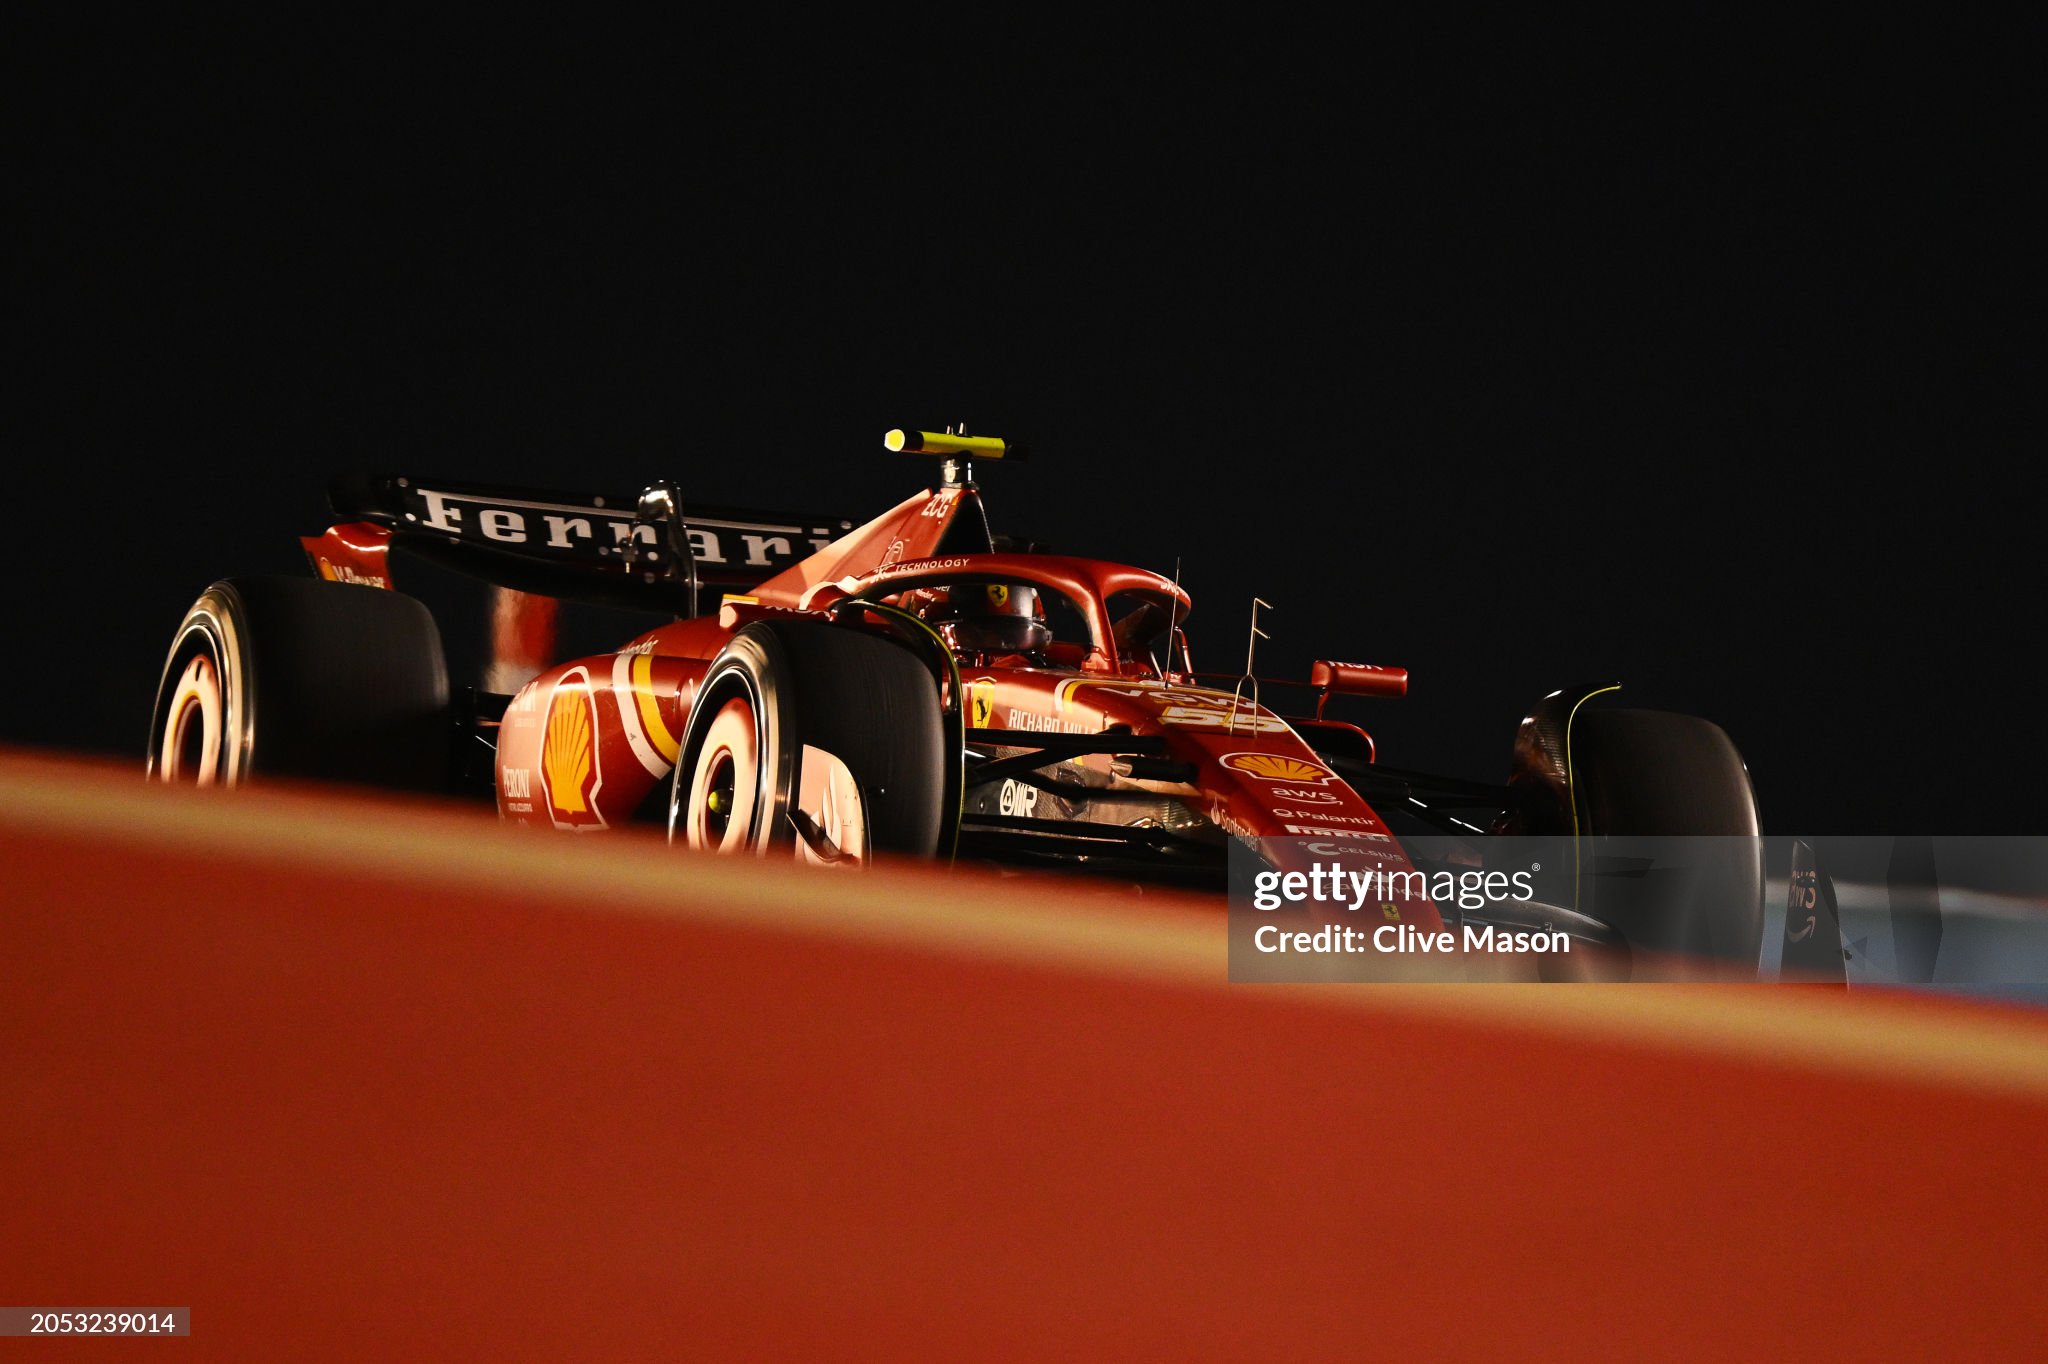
[147,430,1766,976]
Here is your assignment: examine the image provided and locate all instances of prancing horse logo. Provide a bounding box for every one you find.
[968,679,996,729]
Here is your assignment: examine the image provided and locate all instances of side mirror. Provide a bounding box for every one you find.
[1311,660,1407,716]
[1169,626,1193,683]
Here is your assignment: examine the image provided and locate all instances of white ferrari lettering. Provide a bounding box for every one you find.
[543,514,593,548]
[421,490,464,532]
[480,509,528,543]
[742,533,792,566]
[687,527,727,564]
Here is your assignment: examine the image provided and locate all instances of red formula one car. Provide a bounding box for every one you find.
[147,430,1765,974]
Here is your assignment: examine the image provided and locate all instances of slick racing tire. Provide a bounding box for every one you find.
[147,577,451,792]
[1568,708,1764,979]
[669,620,945,865]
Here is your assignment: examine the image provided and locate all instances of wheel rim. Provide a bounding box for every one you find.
[795,745,867,867]
[157,652,223,784]
[679,693,870,865]
[685,696,762,851]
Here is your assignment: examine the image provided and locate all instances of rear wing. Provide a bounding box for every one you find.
[311,474,855,614]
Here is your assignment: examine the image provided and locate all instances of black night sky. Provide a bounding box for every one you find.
[14,24,2035,834]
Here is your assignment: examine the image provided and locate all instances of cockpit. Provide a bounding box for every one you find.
[859,556,1192,678]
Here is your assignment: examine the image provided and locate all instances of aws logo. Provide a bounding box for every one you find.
[1221,752,1336,786]
[541,667,606,830]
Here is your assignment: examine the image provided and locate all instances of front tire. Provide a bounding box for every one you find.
[1569,708,1764,978]
[147,577,451,792]
[669,621,946,864]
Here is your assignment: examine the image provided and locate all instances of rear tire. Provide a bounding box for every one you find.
[1569,708,1763,978]
[147,577,451,792]
[669,620,945,863]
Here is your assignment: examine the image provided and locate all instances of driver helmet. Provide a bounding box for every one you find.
[923,582,1052,657]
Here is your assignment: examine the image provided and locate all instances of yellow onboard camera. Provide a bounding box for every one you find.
[883,429,1029,461]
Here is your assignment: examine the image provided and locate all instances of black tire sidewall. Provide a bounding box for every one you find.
[149,577,450,791]
[1570,708,1764,973]
[671,621,944,858]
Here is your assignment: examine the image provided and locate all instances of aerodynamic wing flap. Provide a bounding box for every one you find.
[328,474,855,611]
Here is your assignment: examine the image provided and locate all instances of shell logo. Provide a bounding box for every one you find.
[1222,752,1335,785]
[541,668,606,830]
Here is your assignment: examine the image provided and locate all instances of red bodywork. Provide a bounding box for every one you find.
[308,477,1444,928]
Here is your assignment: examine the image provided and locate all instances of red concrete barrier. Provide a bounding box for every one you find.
[3,751,2046,1359]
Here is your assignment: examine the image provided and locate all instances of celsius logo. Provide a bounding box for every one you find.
[541,667,606,830]
[1222,752,1336,785]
